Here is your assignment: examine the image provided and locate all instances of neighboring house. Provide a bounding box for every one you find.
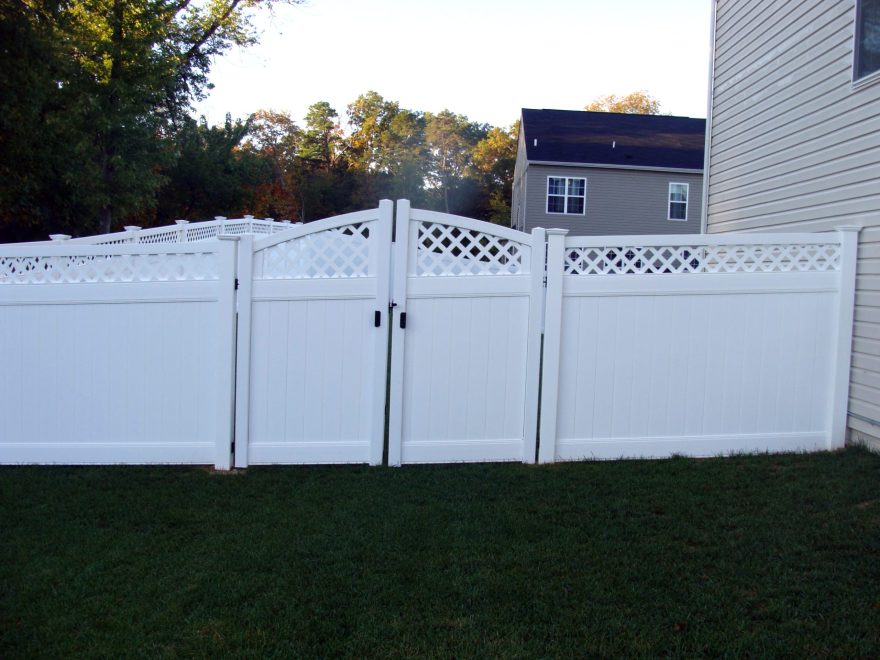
[511,109,706,235]
[704,0,880,448]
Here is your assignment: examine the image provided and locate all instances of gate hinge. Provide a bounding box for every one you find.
[234,278,240,290]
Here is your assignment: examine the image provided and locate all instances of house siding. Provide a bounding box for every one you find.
[706,0,880,442]
[522,165,703,235]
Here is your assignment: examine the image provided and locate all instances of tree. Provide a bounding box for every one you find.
[425,110,487,213]
[470,122,518,224]
[156,114,267,222]
[0,0,301,240]
[585,91,662,115]
[300,101,343,170]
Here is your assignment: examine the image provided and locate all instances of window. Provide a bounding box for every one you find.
[547,177,586,215]
[855,0,880,81]
[668,183,688,221]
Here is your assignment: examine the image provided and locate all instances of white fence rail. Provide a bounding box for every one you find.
[37,216,294,246]
[0,203,859,468]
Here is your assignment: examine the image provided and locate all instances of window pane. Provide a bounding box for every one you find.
[568,178,585,196]
[548,196,566,213]
[670,183,688,202]
[567,197,584,214]
[548,178,565,195]
[857,0,880,79]
[669,201,687,220]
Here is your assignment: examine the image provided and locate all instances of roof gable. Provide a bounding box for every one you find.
[521,109,706,170]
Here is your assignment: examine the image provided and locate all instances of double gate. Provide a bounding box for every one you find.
[233,200,545,467]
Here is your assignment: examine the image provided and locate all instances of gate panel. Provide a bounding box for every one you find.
[388,201,544,465]
[236,202,392,465]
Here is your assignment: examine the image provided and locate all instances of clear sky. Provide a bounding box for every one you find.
[193,0,713,130]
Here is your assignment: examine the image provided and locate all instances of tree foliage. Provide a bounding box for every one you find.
[1,8,521,245]
[585,91,662,115]
[0,0,300,242]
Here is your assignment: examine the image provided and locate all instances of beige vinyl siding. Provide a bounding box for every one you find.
[707,0,880,441]
[523,166,703,236]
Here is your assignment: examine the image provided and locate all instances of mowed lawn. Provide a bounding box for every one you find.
[2,449,880,657]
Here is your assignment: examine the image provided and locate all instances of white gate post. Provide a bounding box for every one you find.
[370,200,394,466]
[215,237,240,470]
[233,234,254,468]
[387,199,412,467]
[538,229,568,464]
[522,227,547,463]
[829,225,861,448]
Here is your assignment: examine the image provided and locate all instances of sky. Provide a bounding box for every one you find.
[193,0,713,130]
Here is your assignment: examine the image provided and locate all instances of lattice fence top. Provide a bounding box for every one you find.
[255,223,372,279]
[563,243,841,275]
[0,252,220,284]
[414,222,529,276]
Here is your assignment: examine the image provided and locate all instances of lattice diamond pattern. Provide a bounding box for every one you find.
[258,223,371,279]
[416,222,527,276]
[564,243,841,275]
[0,253,219,284]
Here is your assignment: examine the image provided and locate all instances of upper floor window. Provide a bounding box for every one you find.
[855,0,880,80]
[547,177,586,215]
[668,183,689,221]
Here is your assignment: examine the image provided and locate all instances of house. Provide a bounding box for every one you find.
[511,109,706,235]
[704,0,880,449]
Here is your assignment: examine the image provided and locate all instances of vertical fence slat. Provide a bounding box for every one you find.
[387,199,411,466]
[233,235,254,468]
[538,229,568,464]
[522,227,546,464]
[370,201,394,465]
[215,237,239,470]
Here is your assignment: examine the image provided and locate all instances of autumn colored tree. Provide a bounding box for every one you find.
[471,122,518,223]
[585,91,662,115]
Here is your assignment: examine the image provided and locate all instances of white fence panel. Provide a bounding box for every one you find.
[388,202,544,464]
[235,202,392,466]
[0,241,237,467]
[539,229,859,462]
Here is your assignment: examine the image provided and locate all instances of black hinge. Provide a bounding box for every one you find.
[374,310,381,327]
[234,278,240,290]
[399,312,407,329]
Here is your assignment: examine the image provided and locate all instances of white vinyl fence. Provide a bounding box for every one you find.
[538,228,859,462]
[0,202,859,467]
[0,240,237,467]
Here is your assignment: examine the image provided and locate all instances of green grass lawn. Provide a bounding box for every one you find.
[2,449,880,658]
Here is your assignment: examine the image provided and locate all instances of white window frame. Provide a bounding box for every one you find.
[667,182,689,222]
[855,0,880,83]
[546,176,587,215]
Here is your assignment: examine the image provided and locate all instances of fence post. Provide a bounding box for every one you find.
[175,219,189,242]
[215,236,240,470]
[522,227,546,464]
[124,226,141,243]
[829,226,861,448]
[538,228,568,464]
[233,234,254,468]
